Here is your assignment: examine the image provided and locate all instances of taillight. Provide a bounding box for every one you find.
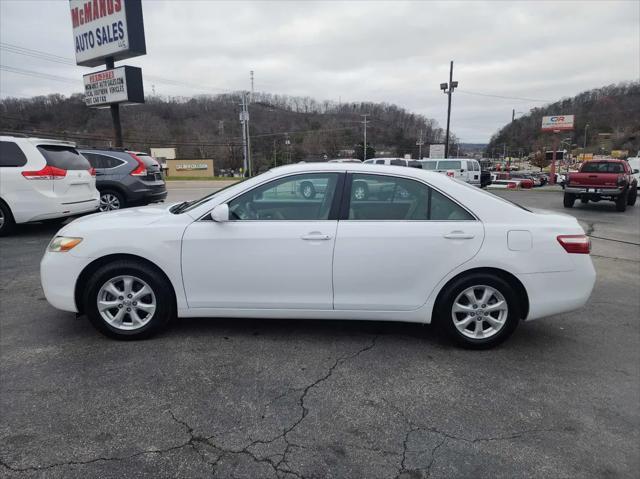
[129,152,147,176]
[557,235,591,254]
[507,181,517,189]
[21,165,67,180]
[617,175,627,186]
[446,170,455,177]
[89,167,96,177]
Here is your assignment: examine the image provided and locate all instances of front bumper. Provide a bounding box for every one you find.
[40,251,90,313]
[565,186,623,196]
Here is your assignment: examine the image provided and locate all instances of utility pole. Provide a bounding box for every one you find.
[361,114,369,160]
[250,70,254,103]
[285,133,291,163]
[440,60,458,159]
[583,123,590,150]
[273,139,277,167]
[416,130,424,159]
[240,92,249,176]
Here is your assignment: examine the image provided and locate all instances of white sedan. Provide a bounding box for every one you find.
[40,163,596,348]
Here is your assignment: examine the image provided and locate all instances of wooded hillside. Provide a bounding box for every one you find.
[0,92,455,173]
[485,82,640,158]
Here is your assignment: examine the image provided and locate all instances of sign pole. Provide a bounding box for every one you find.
[105,57,123,148]
[550,132,559,185]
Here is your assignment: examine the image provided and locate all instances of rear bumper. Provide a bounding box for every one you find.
[565,186,623,196]
[18,196,99,223]
[127,185,168,204]
[517,256,596,321]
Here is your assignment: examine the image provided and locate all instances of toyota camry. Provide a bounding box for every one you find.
[40,163,596,348]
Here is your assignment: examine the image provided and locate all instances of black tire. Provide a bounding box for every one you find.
[615,191,628,212]
[0,201,16,237]
[99,190,125,212]
[627,185,637,206]
[436,273,521,349]
[352,181,369,201]
[83,260,174,340]
[299,181,316,200]
[580,197,589,204]
[563,193,575,208]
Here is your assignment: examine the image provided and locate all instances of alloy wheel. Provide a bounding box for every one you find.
[451,285,508,339]
[353,186,366,200]
[100,193,121,211]
[97,275,156,330]
[0,208,4,230]
[302,185,313,198]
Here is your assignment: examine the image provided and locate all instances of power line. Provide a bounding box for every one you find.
[457,89,552,103]
[0,65,79,85]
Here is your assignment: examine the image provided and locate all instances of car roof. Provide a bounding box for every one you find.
[0,135,76,147]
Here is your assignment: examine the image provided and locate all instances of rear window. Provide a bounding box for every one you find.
[0,141,27,167]
[420,161,437,170]
[581,162,624,173]
[37,145,90,170]
[437,160,462,170]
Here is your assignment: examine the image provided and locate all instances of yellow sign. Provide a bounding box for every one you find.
[611,150,629,159]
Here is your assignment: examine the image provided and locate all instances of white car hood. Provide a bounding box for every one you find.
[60,204,175,234]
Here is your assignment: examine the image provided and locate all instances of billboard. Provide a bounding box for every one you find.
[541,115,574,131]
[70,0,146,67]
[429,144,445,159]
[83,66,144,107]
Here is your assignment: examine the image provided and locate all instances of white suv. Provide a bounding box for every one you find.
[0,136,99,236]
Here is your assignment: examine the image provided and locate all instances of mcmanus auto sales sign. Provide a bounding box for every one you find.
[70,0,146,67]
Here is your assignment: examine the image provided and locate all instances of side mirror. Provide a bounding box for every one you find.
[210,203,229,222]
[634,169,639,174]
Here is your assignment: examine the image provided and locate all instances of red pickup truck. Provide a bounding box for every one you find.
[564,159,638,212]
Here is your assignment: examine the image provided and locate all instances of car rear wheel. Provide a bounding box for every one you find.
[299,181,316,199]
[437,273,520,349]
[615,191,628,212]
[0,201,15,237]
[627,185,637,206]
[99,191,125,212]
[563,193,575,208]
[84,260,174,339]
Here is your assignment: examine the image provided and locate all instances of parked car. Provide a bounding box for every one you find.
[79,148,167,211]
[364,158,423,168]
[627,155,640,183]
[41,163,595,349]
[564,159,638,211]
[0,136,99,236]
[480,170,492,188]
[419,158,482,186]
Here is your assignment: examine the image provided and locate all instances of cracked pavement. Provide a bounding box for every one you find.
[1,189,639,478]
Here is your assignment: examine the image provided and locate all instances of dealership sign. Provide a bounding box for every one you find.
[176,163,209,171]
[541,115,575,131]
[429,144,445,159]
[83,66,144,107]
[70,0,146,67]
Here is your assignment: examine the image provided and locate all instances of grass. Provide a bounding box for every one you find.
[165,176,240,181]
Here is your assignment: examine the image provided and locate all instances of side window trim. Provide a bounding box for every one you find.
[342,172,478,221]
[82,152,127,170]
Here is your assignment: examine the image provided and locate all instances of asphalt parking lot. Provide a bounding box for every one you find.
[1,185,639,478]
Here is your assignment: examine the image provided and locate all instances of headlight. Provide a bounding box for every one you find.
[48,236,83,252]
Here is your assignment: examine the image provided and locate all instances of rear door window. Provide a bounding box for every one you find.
[0,141,28,167]
[37,146,90,170]
[437,160,462,170]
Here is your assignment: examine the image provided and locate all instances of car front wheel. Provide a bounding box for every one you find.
[627,185,637,206]
[299,181,316,199]
[84,260,174,339]
[0,201,15,237]
[437,274,520,349]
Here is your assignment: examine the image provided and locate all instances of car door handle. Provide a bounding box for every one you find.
[444,231,475,240]
[301,233,331,241]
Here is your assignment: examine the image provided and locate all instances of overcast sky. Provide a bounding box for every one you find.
[1,0,638,142]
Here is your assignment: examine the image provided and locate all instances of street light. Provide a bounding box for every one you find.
[440,61,458,158]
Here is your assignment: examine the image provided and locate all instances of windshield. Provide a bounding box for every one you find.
[171,180,244,214]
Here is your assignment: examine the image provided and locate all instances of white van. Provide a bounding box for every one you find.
[0,136,100,236]
[364,158,423,168]
[627,154,640,183]
[419,158,482,186]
